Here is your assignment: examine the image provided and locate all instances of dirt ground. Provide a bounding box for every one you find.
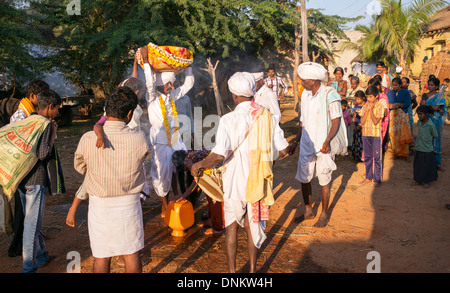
[0,102,449,274]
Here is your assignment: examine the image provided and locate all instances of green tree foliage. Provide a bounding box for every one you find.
[22,0,353,96]
[0,0,43,94]
[375,0,446,74]
[341,0,447,75]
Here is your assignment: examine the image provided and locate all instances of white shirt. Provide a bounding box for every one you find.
[299,84,342,157]
[254,85,281,121]
[10,108,28,124]
[212,101,289,202]
[143,63,194,147]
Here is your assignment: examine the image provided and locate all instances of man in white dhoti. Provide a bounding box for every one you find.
[139,45,195,217]
[74,87,151,273]
[252,72,282,122]
[190,72,289,273]
[287,62,343,228]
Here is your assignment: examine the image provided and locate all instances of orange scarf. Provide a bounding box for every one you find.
[18,98,36,118]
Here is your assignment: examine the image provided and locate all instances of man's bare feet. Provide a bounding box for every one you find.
[360,179,372,185]
[313,213,329,228]
[204,228,224,235]
[294,210,315,223]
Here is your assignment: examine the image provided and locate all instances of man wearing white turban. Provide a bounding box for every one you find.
[287,62,345,228]
[190,71,289,272]
[140,45,195,217]
[251,72,281,121]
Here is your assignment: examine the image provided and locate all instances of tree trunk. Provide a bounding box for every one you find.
[293,4,301,112]
[201,58,225,116]
[301,0,309,63]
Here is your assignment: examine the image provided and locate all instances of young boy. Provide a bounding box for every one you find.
[360,86,384,187]
[10,79,49,124]
[18,89,61,273]
[8,79,50,258]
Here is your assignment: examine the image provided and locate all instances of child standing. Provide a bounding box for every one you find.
[360,86,384,187]
[341,100,352,155]
[413,105,438,188]
[351,90,366,163]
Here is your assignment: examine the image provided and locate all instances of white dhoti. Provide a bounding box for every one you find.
[223,199,267,249]
[295,152,336,186]
[88,194,144,258]
[150,143,176,197]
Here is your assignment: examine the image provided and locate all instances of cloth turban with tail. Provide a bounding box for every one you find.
[228,72,256,97]
[251,72,264,82]
[155,71,176,87]
[297,62,327,81]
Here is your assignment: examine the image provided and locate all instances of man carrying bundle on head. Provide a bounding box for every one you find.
[139,45,195,218]
[190,72,289,273]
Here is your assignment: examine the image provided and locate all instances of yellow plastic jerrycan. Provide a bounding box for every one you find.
[165,199,195,237]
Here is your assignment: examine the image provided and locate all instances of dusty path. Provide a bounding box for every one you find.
[0,103,449,274]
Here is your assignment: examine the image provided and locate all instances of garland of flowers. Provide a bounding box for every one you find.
[158,92,179,146]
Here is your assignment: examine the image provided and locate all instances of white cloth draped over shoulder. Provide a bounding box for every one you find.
[211,99,289,248]
[254,84,282,122]
[296,84,343,186]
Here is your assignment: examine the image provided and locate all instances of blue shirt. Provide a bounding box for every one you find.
[387,89,411,114]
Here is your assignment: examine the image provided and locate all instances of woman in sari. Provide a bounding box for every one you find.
[369,78,390,153]
[387,78,413,159]
[422,77,447,170]
[328,67,347,99]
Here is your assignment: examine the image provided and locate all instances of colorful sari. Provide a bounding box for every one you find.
[387,90,413,157]
[426,92,448,166]
[388,109,413,157]
[378,93,390,152]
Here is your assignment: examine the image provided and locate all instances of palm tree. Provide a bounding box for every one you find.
[341,0,446,76]
[340,22,391,65]
[375,0,447,76]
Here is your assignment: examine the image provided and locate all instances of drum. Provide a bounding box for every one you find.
[137,42,193,72]
[195,167,224,203]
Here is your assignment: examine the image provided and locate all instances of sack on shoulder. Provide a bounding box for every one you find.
[0,115,50,199]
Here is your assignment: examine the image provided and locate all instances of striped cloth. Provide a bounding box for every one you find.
[74,121,151,198]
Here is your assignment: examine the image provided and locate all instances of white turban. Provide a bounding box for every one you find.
[251,72,264,82]
[155,71,176,87]
[228,72,256,97]
[297,62,327,81]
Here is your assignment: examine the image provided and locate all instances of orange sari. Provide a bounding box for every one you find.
[388,109,413,157]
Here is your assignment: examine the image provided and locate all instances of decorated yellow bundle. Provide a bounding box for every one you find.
[137,42,193,71]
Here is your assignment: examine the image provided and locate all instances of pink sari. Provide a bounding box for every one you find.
[378,93,390,147]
